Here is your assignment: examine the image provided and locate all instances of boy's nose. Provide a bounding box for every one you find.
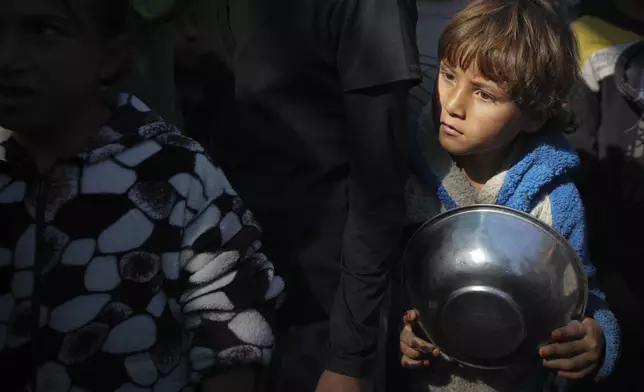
[445,88,467,119]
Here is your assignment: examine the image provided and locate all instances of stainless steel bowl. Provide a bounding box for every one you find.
[403,205,588,369]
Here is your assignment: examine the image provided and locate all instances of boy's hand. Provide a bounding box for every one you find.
[539,318,604,380]
[400,310,440,369]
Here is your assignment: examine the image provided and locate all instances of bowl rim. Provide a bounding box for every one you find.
[401,204,589,369]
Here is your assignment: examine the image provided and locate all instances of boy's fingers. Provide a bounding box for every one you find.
[413,340,439,356]
[400,312,438,358]
[400,327,438,358]
[400,324,416,346]
[403,309,418,324]
[410,337,436,353]
[542,357,577,371]
[400,324,432,347]
[558,367,596,380]
[401,355,431,369]
[551,320,586,341]
[400,341,423,360]
[539,340,586,359]
[542,353,593,372]
[400,340,438,359]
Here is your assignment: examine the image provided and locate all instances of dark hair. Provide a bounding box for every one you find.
[438,0,579,130]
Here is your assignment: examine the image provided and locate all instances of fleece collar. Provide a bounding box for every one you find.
[410,102,579,213]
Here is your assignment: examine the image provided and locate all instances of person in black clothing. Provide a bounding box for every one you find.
[208,0,421,390]
[567,0,644,389]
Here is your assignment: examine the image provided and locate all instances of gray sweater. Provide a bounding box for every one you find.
[407,356,553,392]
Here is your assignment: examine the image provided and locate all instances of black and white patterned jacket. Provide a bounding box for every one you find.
[0,93,284,392]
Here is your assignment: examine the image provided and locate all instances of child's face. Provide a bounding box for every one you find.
[0,0,106,133]
[436,62,540,156]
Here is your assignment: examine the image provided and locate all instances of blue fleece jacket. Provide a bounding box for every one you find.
[406,106,620,384]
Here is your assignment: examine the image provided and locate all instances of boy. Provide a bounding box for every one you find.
[400,0,620,391]
[0,1,283,391]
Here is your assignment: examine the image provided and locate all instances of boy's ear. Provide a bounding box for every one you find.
[99,34,134,86]
[522,110,548,134]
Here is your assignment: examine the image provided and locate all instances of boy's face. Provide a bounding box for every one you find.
[436,62,540,156]
[0,0,105,133]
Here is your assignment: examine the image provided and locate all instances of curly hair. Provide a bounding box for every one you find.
[438,0,579,130]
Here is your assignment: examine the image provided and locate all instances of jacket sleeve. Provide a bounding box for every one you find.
[566,81,601,197]
[326,84,411,378]
[547,180,620,380]
[179,152,284,382]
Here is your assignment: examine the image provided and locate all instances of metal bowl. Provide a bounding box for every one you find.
[402,205,588,369]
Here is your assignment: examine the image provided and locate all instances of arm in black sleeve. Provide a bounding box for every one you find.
[324,0,420,378]
[331,0,421,92]
[326,85,410,378]
[567,80,601,189]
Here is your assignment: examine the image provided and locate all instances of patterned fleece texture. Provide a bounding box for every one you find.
[0,93,284,392]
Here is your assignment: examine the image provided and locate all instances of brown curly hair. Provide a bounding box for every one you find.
[438,0,579,129]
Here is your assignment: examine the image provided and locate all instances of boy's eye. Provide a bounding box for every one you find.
[476,90,496,103]
[440,71,456,83]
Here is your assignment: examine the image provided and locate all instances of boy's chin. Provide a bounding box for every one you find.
[438,136,474,156]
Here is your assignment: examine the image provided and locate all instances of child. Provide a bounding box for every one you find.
[0,1,283,391]
[400,0,620,391]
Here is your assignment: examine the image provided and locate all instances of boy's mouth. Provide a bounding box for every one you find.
[440,121,463,136]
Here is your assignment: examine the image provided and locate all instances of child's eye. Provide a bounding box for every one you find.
[476,90,496,103]
[440,71,456,83]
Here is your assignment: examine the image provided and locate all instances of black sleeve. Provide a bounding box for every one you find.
[568,81,600,158]
[324,0,420,378]
[331,0,422,92]
[567,81,601,189]
[326,85,411,378]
